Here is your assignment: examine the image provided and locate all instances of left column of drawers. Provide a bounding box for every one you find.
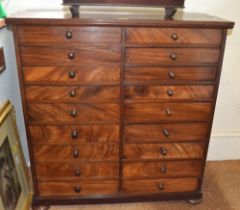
[17,26,121,197]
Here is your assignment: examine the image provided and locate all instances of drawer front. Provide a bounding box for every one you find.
[18,26,121,45]
[125,66,217,82]
[38,180,118,196]
[126,28,222,45]
[124,123,209,142]
[126,48,220,65]
[28,103,120,123]
[25,85,120,102]
[123,178,198,195]
[36,162,119,180]
[23,65,120,84]
[123,160,202,179]
[125,102,212,123]
[33,144,119,161]
[20,46,121,66]
[124,143,204,160]
[29,125,119,145]
[125,85,214,101]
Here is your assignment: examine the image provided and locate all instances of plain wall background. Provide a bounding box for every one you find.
[1,0,240,162]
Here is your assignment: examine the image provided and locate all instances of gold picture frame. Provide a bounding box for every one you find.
[0,101,32,210]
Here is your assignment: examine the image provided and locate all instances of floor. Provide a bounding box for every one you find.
[44,160,240,210]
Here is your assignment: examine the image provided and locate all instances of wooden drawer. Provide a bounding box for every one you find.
[125,66,217,82]
[27,103,120,124]
[126,28,222,46]
[18,26,121,45]
[123,160,202,179]
[124,123,209,142]
[38,180,118,197]
[124,143,204,160]
[20,46,121,66]
[36,162,119,180]
[23,64,120,84]
[33,144,119,161]
[125,85,214,101]
[126,48,220,65]
[29,125,119,145]
[124,102,212,123]
[123,178,198,195]
[25,85,120,102]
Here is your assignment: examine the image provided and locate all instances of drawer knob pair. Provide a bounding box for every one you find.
[73,149,80,158]
[163,128,170,137]
[75,168,81,176]
[160,147,168,156]
[170,52,177,61]
[69,71,76,79]
[66,31,73,39]
[71,130,79,139]
[71,109,77,117]
[157,183,165,191]
[68,52,75,60]
[171,33,179,41]
[75,185,81,193]
[69,89,76,97]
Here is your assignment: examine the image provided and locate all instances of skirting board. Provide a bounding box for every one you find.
[207,130,240,161]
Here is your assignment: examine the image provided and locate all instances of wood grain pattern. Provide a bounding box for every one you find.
[124,123,209,142]
[124,143,205,160]
[33,144,119,161]
[123,160,202,178]
[18,26,121,46]
[126,48,220,65]
[29,125,119,144]
[125,66,217,82]
[125,85,214,101]
[38,180,118,196]
[28,103,120,123]
[123,178,198,195]
[23,65,120,84]
[126,28,222,45]
[20,46,121,66]
[36,162,119,180]
[25,85,120,102]
[124,102,212,123]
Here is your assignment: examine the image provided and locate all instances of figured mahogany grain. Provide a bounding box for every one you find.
[29,125,119,144]
[124,143,205,160]
[124,123,209,142]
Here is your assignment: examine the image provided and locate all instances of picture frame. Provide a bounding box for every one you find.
[0,101,32,210]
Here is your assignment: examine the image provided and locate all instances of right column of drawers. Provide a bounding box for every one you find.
[122,28,223,195]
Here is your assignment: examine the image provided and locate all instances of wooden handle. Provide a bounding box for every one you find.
[163,128,170,137]
[168,71,175,79]
[70,109,77,117]
[71,130,79,139]
[73,149,80,158]
[69,89,76,97]
[75,168,81,176]
[66,31,73,39]
[170,52,177,61]
[160,147,168,156]
[167,89,174,97]
[75,185,81,193]
[171,33,179,41]
[69,71,76,79]
[157,183,165,191]
[68,52,75,60]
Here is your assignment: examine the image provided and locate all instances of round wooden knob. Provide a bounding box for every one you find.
[70,109,77,117]
[157,183,165,191]
[171,33,179,41]
[168,71,175,79]
[71,130,79,139]
[73,149,80,158]
[75,185,81,193]
[160,147,168,156]
[75,168,81,176]
[66,31,73,39]
[163,128,170,137]
[170,52,177,61]
[165,108,172,116]
[160,166,167,174]
[69,89,76,97]
[69,71,76,79]
[68,52,75,60]
[167,89,174,97]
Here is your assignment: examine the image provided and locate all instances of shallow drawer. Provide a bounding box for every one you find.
[125,85,214,101]
[20,46,121,66]
[124,123,209,142]
[18,26,121,45]
[25,85,120,102]
[23,65,120,84]
[33,144,119,161]
[125,66,217,82]
[38,180,118,196]
[124,143,205,160]
[123,160,202,179]
[36,162,119,180]
[124,102,211,123]
[27,103,120,123]
[126,48,220,65]
[126,28,222,46]
[29,125,119,145]
[123,178,198,195]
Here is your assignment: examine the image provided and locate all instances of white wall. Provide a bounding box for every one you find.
[1,0,240,161]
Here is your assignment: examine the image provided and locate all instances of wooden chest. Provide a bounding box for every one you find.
[6,10,234,208]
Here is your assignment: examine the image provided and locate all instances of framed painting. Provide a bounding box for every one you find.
[0,101,32,210]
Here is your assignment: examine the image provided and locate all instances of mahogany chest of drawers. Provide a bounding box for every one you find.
[6,10,234,208]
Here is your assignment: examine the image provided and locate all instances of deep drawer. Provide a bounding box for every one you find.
[123,160,202,179]
[124,102,212,123]
[124,123,209,142]
[33,144,119,161]
[126,28,222,46]
[29,125,119,145]
[27,103,120,124]
[124,143,205,160]
[38,180,118,196]
[123,178,198,195]
[36,162,119,180]
[126,48,220,65]
[18,26,121,45]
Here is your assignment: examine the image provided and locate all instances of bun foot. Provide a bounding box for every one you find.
[186,198,203,205]
[32,206,50,210]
